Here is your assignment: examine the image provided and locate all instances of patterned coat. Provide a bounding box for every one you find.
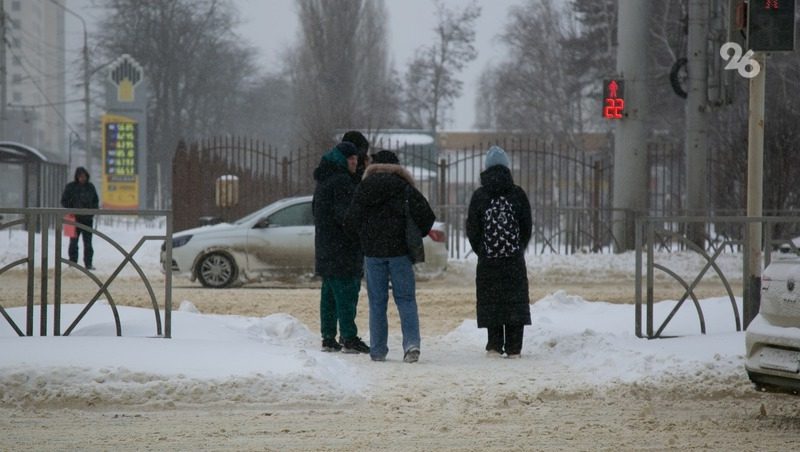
[466,165,532,328]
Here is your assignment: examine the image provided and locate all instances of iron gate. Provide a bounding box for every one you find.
[172,135,688,256]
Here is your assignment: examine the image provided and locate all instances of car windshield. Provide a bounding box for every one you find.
[232,206,270,225]
[233,201,314,226]
[268,202,313,226]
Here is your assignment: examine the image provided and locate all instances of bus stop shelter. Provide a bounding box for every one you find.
[0,141,67,209]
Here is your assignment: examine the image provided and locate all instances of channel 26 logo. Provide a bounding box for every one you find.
[719,42,761,78]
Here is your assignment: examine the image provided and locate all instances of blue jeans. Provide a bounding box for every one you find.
[365,256,420,360]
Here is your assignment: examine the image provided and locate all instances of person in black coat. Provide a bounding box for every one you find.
[60,166,99,269]
[312,141,370,354]
[345,150,436,363]
[466,146,532,358]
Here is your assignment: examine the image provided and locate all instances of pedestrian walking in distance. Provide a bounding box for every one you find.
[60,166,99,270]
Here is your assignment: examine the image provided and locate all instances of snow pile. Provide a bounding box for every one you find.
[0,290,749,408]
[0,305,364,408]
[0,221,753,409]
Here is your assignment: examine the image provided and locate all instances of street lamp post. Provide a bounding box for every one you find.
[68,130,80,170]
[49,1,91,173]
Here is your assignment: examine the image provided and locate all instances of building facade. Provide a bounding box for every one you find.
[1,0,66,162]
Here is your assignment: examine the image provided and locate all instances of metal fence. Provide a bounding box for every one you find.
[172,136,627,254]
[635,215,800,339]
[171,138,318,232]
[0,207,173,338]
[173,136,749,257]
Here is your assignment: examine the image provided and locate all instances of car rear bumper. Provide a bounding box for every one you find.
[745,314,800,390]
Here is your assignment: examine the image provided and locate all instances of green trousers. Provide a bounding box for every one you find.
[320,277,361,340]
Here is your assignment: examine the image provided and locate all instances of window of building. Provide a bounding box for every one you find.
[11,1,21,12]
[12,92,22,102]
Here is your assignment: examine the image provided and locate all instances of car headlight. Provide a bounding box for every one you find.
[172,235,193,248]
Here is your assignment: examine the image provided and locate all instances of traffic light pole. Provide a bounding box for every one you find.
[612,0,651,252]
[745,52,765,329]
[685,0,710,246]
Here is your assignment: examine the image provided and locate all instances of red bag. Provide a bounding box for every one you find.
[63,214,77,238]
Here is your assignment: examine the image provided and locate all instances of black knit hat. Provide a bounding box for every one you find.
[371,150,399,164]
[342,130,369,155]
[335,141,359,158]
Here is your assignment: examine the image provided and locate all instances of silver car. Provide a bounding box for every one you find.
[162,196,448,288]
[745,247,800,393]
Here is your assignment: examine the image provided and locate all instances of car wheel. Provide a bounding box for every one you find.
[196,252,237,288]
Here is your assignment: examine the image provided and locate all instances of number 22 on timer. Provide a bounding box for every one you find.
[604,98,624,119]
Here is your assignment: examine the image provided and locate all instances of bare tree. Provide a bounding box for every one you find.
[290,0,398,152]
[94,0,257,207]
[479,0,579,138]
[402,0,481,133]
[474,69,498,130]
[561,0,617,132]
[709,49,800,241]
[222,73,295,148]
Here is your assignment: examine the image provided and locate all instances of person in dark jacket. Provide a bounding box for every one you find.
[345,150,436,363]
[312,141,370,354]
[60,166,99,270]
[466,146,532,358]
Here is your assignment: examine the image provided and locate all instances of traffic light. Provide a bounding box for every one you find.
[602,80,625,120]
[747,0,796,51]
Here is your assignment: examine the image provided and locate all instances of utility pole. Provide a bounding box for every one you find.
[48,0,90,171]
[82,25,90,172]
[0,0,7,140]
[612,0,651,251]
[742,0,797,328]
[745,53,765,328]
[686,0,710,245]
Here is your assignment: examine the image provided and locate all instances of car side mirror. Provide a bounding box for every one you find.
[254,218,271,229]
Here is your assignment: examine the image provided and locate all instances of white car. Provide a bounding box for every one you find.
[745,246,800,393]
[162,196,448,288]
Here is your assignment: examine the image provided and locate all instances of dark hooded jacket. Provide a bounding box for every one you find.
[345,163,435,258]
[60,167,99,223]
[466,165,532,328]
[312,146,363,278]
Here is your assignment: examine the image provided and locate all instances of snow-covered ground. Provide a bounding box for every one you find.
[0,221,751,409]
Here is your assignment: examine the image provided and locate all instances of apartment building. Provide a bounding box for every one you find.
[2,0,66,161]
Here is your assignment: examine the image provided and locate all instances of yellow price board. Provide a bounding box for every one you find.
[101,114,139,209]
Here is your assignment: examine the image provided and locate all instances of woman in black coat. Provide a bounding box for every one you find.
[466,146,532,358]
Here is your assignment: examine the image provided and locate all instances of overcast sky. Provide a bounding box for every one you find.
[65,0,529,130]
[235,0,521,130]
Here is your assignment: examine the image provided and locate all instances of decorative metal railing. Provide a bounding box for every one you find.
[0,208,173,338]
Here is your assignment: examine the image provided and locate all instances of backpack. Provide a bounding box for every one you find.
[482,195,520,258]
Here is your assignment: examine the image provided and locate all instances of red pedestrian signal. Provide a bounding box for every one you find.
[603,79,625,120]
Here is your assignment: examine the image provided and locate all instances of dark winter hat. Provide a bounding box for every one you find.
[484,146,510,170]
[342,130,369,155]
[74,166,90,182]
[335,141,359,158]
[371,150,399,164]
